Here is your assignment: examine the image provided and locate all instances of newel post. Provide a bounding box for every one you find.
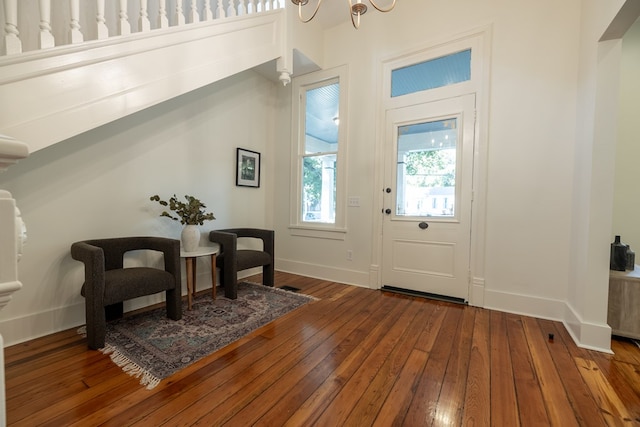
[0,134,29,427]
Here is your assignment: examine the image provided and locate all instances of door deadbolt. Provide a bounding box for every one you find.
[385,208,392,215]
[385,188,392,193]
[419,221,429,229]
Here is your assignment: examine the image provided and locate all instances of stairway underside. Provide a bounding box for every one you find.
[0,11,285,153]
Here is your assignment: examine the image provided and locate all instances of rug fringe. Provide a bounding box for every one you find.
[101,343,161,390]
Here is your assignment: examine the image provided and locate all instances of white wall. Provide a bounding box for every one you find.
[274,0,628,351]
[276,0,580,299]
[0,70,278,345]
[613,18,640,254]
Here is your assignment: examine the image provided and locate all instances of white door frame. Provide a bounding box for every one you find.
[370,27,492,307]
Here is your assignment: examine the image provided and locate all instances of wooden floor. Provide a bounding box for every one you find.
[5,272,640,426]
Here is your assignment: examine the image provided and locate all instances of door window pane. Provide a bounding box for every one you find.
[396,118,457,217]
[391,49,471,97]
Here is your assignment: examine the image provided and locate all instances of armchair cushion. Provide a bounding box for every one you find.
[81,267,176,306]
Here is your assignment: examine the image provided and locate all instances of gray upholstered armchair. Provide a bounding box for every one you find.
[209,228,274,299]
[71,236,182,349]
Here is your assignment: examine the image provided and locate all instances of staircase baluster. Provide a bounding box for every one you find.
[256,0,264,13]
[158,0,169,28]
[118,0,131,35]
[227,0,237,17]
[203,0,214,21]
[68,0,84,43]
[237,0,246,16]
[264,0,271,11]
[139,0,151,32]
[96,0,109,39]
[3,0,22,54]
[216,0,226,19]
[175,0,186,26]
[38,0,55,49]
[189,0,200,23]
[247,0,256,15]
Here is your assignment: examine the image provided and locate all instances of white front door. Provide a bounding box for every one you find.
[381,94,475,301]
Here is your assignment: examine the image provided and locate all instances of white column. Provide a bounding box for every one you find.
[96,0,109,39]
[139,0,151,32]
[203,0,213,21]
[38,0,55,49]
[247,0,256,14]
[118,0,131,35]
[216,0,226,19]
[237,0,246,16]
[188,0,200,23]
[3,0,22,54]
[158,0,169,28]
[227,0,237,17]
[175,0,185,26]
[68,0,84,44]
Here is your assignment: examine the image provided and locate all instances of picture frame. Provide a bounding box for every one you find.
[236,148,261,188]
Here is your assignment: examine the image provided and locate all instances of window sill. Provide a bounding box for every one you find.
[288,225,347,240]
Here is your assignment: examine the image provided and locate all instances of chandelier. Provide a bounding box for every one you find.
[291,0,397,29]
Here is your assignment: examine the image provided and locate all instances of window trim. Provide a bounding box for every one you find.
[382,37,481,109]
[289,65,348,239]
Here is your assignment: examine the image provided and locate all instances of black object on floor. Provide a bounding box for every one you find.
[279,285,301,292]
[381,285,467,305]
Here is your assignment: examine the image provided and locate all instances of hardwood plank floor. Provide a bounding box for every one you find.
[5,271,640,426]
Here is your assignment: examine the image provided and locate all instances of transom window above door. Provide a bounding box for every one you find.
[391,49,471,98]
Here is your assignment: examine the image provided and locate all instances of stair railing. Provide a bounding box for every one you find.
[2,0,284,57]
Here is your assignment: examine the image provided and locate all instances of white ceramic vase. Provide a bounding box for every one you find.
[181,224,200,252]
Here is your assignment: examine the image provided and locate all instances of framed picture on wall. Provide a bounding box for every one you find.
[236,148,261,188]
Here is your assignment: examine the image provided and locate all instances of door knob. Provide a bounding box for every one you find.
[385,188,392,193]
[385,208,392,215]
[419,221,429,229]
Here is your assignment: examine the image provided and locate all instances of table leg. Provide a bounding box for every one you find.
[191,257,197,303]
[211,254,217,300]
[185,257,196,310]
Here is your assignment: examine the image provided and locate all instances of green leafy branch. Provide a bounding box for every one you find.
[150,194,215,225]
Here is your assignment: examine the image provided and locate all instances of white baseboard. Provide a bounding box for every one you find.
[563,302,613,353]
[3,267,613,353]
[0,269,218,347]
[276,258,370,288]
[484,288,566,320]
[0,302,86,347]
[484,288,612,353]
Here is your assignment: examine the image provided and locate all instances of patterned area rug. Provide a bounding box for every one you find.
[79,282,314,389]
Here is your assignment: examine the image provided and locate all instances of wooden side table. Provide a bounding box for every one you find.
[180,244,220,310]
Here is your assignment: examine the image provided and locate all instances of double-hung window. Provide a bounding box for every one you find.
[291,66,347,237]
